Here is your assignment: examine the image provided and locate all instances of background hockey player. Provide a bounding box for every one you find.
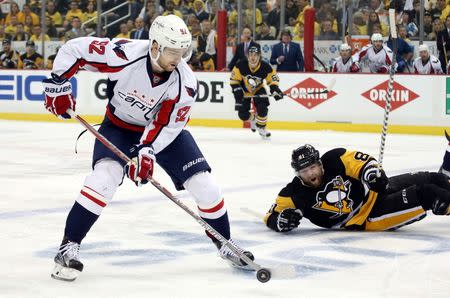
[413,44,443,74]
[352,33,393,73]
[331,43,360,73]
[264,144,450,233]
[42,15,254,282]
[230,45,283,139]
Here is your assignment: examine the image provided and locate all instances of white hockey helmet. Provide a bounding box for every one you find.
[149,15,192,62]
[371,33,383,42]
[418,44,429,53]
[340,43,351,52]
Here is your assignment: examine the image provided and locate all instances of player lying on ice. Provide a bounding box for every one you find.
[42,15,254,282]
[264,144,450,233]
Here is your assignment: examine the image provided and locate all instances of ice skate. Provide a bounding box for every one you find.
[256,126,271,139]
[214,239,255,271]
[51,239,84,281]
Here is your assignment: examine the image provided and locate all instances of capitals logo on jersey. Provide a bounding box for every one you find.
[113,40,131,60]
[313,176,354,218]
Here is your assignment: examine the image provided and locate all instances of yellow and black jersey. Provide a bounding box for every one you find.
[230,60,279,96]
[18,52,43,69]
[264,148,379,230]
[0,50,20,69]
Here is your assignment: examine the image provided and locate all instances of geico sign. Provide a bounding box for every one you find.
[0,74,77,101]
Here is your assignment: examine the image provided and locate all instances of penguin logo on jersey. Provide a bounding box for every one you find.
[313,176,353,218]
[245,75,262,92]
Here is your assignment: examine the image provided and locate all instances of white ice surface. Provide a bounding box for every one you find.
[0,120,449,298]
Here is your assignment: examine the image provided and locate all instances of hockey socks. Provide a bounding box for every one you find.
[64,202,99,244]
[203,211,231,240]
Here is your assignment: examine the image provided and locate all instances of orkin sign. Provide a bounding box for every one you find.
[284,77,337,109]
[361,80,419,111]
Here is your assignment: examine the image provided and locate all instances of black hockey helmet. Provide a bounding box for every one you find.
[291,144,320,171]
[248,45,261,55]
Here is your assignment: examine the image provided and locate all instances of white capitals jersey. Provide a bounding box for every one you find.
[331,56,356,73]
[413,55,443,74]
[52,37,197,154]
[352,44,393,73]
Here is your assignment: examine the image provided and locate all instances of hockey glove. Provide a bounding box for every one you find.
[125,146,155,186]
[350,61,360,73]
[270,85,284,101]
[276,208,303,232]
[43,74,75,120]
[363,165,389,193]
[232,86,244,111]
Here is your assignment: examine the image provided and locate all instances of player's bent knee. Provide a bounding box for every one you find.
[183,171,226,219]
[76,158,124,215]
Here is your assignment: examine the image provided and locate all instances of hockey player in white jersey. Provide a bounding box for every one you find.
[331,43,360,73]
[352,33,393,73]
[413,44,443,74]
[42,15,254,281]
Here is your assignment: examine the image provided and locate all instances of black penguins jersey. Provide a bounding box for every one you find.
[230,60,279,95]
[264,148,379,230]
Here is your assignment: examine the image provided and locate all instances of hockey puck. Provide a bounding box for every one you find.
[256,268,271,283]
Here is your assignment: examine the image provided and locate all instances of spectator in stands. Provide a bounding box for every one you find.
[191,20,201,40]
[142,1,158,29]
[0,26,9,44]
[430,0,446,21]
[193,0,209,23]
[163,1,183,18]
[367,11,388,37]
[128,0,144,21]
[256,22,275,40]
[64,17,85,41]
[20,4,40,26]
[24,15,33,34]
[400,12,419,37]
[353,11,368,35]
[423,11,434,38]
[437,15,450,72]
[29,0,41,14]
[243,0,262,29]
[316,0,336,23]
[5,15,19,36]
[296,0,312,26]
[12,23,30,41]
[429,17,444,41]
[270,29,304,72]
[5,2,23,26]
[207,0,219,28]
[267,0,281,35]
[439,0,450,22]
[318,19,339,40]
[227,27,259,70]
[30,25,51,42]
[293,24,304,41]
[0,39,19,69]
[46,1,63,27]
[84,1,98,25]
[130,17,148,39]
[196,19,217,67]
[227,23,237,46]
[126,19,135,34]
[45,16,58,39]
[116,23,130,38]
[285,0,299,26]
[65,1,85,23]
[18,40,43,69]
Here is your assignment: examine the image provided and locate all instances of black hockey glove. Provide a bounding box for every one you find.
[276,208,303,232]
[363,166,389,193]
[269,85,284,101]
[232,86,244,111]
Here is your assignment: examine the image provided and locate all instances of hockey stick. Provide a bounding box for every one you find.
[243,78,336,99]
[66,109,290,283]
[377,9,397,175]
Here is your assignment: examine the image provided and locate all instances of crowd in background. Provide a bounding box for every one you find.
[1,0,450,72]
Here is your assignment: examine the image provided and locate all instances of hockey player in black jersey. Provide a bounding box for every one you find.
[230,45,283,139]
[265,144,450,232]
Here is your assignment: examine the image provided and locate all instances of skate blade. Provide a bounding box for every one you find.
[51,263,80,282]
[227,260,256,271]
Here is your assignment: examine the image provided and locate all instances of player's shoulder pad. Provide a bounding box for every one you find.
[176,60,198,99]
[278,178,299,197]
[321,148,346,161]
[236,59,249,69]
[107,38,149,66]
[261,60,274,72]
